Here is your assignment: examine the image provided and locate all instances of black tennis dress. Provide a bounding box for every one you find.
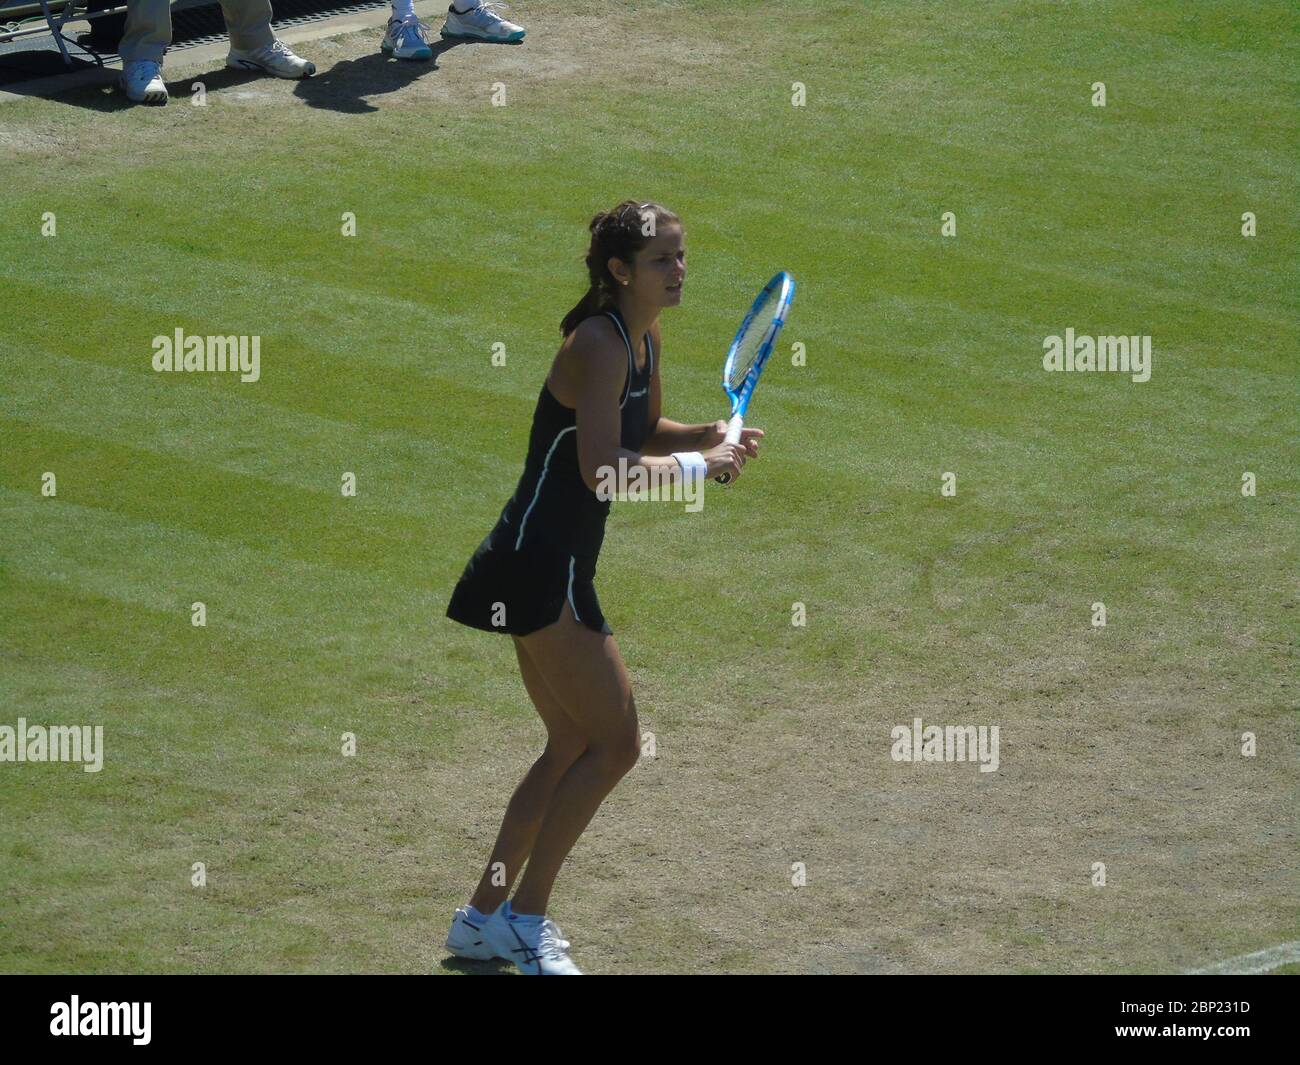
[446,308,654,636]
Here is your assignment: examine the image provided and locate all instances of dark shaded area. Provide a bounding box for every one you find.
[0,0,390,88]
[293,38,463,113]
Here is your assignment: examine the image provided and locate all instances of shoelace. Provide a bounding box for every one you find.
[128,62,165,88]
[398,17,431,40]
[538,919,570,961]
[470,2,513,22]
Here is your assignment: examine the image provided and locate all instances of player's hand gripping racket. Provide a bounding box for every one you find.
[716,270,796,484]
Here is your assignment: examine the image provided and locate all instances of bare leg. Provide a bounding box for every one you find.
[508,605,640,916]
[466,636,590,915]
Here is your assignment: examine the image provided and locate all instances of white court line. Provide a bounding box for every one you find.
[1188,940,1300,975]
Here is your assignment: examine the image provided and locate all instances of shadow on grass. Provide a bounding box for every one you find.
[292,39,467,114]
[438,955,514,975]
[2,33,523,112]
[0,53,271,110]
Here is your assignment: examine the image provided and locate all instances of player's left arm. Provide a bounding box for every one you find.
[642,321,764,456]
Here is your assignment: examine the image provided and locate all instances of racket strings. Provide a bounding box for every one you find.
[727,302,780,392]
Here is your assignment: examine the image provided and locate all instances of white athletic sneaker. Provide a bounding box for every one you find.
[445,903,572,961]
[382,15,434,61]
[120,60,167,105]
[441,1,526,43]
[226,39,317,78]
[498,911,583,975]
[445,904,499,960]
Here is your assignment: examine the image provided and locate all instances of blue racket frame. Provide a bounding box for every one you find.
[715,270,795,483]
[723,270,796,422]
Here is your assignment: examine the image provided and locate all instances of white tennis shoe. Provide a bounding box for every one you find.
[497,910,583,975]
[444,903,573,963]
[441,2,526,43]
[445,904,499,960]
[226,39,316,78]
[382,15,434,61]
[120,60,167,105]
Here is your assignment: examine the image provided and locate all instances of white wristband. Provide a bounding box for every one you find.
[672,451,707,485]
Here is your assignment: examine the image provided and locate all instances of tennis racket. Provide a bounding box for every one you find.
[716,270,796,484]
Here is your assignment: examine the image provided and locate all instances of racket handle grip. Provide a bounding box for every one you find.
[715,414,745,485]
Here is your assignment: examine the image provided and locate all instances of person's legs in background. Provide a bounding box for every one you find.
[222,0,316,78]
[118,0,171,104]
[382,0,433,61]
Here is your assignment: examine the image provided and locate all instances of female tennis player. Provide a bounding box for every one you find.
[442,200,762,974]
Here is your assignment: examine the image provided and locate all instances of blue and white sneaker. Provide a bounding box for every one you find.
[497,902,583,975]
[440,2,526,43]
[445,902,572,962]
[382,15,433,61]
[445,904,499,960]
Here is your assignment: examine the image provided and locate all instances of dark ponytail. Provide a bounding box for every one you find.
[560,200,680,336]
